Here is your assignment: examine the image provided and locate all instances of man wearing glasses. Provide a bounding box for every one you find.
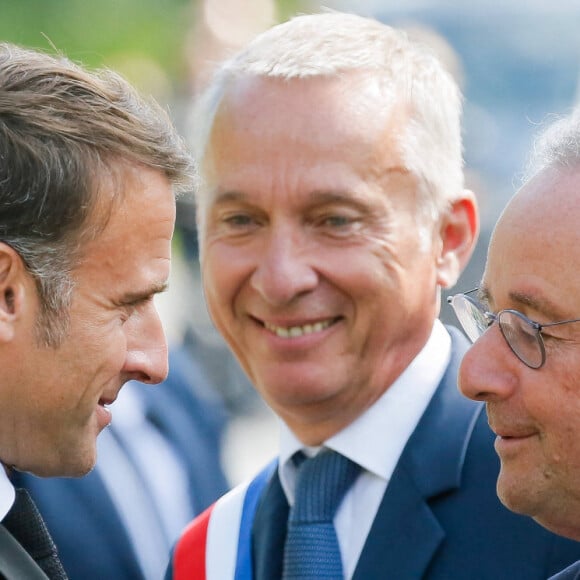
[449,107,580,579]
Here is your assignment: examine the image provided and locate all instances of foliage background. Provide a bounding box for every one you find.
[0,0,304,97]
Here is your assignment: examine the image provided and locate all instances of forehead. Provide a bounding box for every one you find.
[218,73,396,127]
[77,165,175,285]
[201,75,410,204]
[485,166,580,312]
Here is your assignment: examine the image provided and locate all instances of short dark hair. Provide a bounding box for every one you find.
[0,42,195,346]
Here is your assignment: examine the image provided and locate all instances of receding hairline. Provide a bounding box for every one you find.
[192,11,454,152]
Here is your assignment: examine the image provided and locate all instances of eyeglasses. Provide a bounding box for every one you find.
[447,289,580,369]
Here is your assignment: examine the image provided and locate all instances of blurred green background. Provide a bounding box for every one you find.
[0,0,305,100]
[0,0,191,73]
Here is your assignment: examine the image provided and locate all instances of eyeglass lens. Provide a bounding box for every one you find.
[498,311,544,368]
[450,294,545,369]
[452,296,488,343]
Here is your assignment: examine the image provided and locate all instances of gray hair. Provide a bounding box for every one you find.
[523,107,580,184]
[0,42,196,346]
[192,11,464,223]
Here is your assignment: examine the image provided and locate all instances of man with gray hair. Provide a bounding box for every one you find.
[0,42,194,578]
[450,107,580,580]
[168,11,580,579]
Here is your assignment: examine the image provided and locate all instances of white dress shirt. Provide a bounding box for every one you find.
[0,466,15,520]
[279,320,452,579]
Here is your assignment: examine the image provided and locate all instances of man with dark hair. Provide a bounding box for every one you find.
[0,42,194,578]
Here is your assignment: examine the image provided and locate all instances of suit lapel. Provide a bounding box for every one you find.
[0,524,49,580]
[352,462,444,579]
[14,469,141,579]
[354,327,482,578]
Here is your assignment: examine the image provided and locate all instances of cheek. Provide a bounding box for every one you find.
[528,366,580,466]
[201,247,242,322]
[371,222,438,281]
[536,360,580,415]
[76,322,127,376]
[545,422,580,491]
[549,391,580,463]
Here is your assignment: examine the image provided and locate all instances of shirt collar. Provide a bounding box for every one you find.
[0,465,15,520]
[279,320,451,501]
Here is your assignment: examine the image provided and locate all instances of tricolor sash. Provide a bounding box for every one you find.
[169,460,277,580]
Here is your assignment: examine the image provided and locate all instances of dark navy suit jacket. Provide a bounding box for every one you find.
[252,327,580,579]
[14,345,229,580]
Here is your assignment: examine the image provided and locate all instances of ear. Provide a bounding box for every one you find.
[436,190,479,289]
[0,243,30,343]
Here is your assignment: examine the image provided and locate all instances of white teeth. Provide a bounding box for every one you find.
[264,319,334,338]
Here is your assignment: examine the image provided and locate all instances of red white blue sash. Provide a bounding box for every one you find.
[170,460,277,579]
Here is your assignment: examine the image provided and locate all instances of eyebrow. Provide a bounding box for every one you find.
[479,284,565,321]
[211,189,373,210]
[211,191,246,205]
[508,290,565,321]
[117,281,169,306]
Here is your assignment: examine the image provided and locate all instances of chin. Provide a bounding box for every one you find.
[53,445,97,478]
[496,479,530,516]
[497,474,552,525]
[497,491,525,515]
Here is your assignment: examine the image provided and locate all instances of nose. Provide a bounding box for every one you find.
[458,324,519,402]
[250,226,318,306]
[123,303,169,384]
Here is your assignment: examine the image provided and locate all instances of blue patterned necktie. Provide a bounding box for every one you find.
[282,449,361,579]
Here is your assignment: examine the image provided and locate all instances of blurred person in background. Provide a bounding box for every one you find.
[451,107,580,580]
[166,11,580,579]
[0,41,194,579]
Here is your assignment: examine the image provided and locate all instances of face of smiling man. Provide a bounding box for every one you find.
[199,74,475,444]
[0,164,175,477]
[459,164,580,540]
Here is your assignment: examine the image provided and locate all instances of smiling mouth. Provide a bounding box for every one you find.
[263,317,341,338]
